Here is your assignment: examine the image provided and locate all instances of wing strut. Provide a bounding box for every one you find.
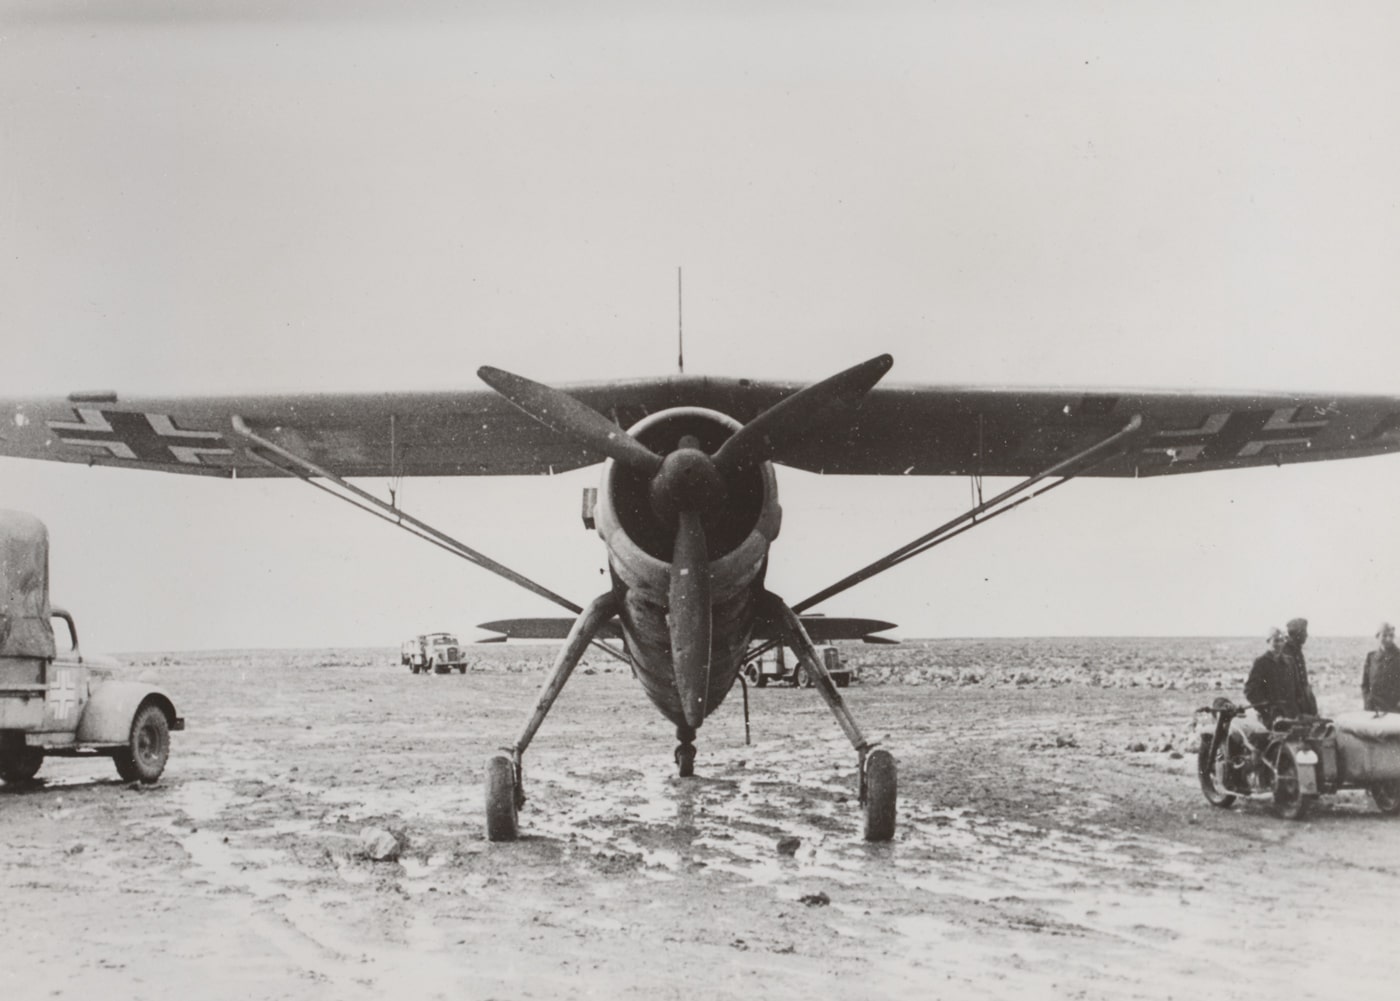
[794,415,1144,613]
[227,415,586,614]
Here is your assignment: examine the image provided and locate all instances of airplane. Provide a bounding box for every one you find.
[4,356,1400,842]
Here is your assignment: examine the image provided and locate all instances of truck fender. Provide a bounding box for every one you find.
[76,682,179,746]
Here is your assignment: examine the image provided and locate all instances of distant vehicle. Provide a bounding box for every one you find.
[401,633,467,674]
[0,510,184,787]
[742,643,852,688]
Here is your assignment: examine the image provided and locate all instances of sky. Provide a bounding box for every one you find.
[1,2,1399,651]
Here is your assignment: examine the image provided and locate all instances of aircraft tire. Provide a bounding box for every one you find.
[484,754,519,841]
[863,749,896,842]
[113,703,170,784]
[1369,780,1400,815]
[0,744,44,784]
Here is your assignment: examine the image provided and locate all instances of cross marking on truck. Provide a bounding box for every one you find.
[48,669,81,721]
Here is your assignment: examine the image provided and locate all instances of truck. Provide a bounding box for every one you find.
[741,643,853,688]
[0,509,184,786]
[400,632,468,674]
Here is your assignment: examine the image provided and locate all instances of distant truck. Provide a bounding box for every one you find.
[401,632,468,674]
[0,510,183,786]
[742,643,853,688]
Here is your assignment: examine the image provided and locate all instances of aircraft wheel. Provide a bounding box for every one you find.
[675,743,696,778]
[1369,780,1400,815]
[114,704,170,784]
[1270,745,1314,820]
[0,744,44,784]
[862,749,897,842]
[1197,734,1237,808]
[484,754,519,841]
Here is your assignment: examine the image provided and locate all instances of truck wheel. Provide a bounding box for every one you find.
[113,704,170,784]
[458,665,467,674]
[835,674,850,688]
[798,665,814,688]
[0,745,44,784]
[1369,780,1400,815]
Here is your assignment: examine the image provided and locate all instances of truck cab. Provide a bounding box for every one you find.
[741,643,853,688]
[401,632,467,674]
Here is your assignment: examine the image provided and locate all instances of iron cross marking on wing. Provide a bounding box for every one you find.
[1145,407,1330,463]
[46,409,233,465]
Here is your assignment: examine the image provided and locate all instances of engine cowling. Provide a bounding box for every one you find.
[594,407,781,726]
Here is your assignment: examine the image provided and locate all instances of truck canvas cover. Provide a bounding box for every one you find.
[0,509,56,659]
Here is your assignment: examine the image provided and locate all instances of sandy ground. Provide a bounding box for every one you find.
[2,640,1399,1001]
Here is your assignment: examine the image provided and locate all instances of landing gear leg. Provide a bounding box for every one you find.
[485,591,622,842]
[674,724,697,777]
[765,591,897,842]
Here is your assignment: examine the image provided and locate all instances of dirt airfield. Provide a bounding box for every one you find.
[2,637,1398,1001]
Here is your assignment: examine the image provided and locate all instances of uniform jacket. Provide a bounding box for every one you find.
[1281,641,1318,715]
[1245,651,1308,724]
[1362,644,1400,712]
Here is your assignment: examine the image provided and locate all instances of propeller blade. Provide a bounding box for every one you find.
[668,509,712,730]
[713,354,893,474]
[478,366,664,476]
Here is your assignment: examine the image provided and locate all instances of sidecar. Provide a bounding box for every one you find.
[1329,711,1400,814]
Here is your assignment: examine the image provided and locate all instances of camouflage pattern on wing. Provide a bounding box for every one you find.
[2,379,1398,479]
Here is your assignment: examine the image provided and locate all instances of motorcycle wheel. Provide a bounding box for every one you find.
[1197,735,1237,808]
[1368,780,1400,816]
[1270,744,1315,820]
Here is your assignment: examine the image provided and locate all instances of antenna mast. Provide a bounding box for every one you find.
[677,266,684,374]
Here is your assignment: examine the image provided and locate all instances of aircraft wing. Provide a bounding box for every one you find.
[3,379,1399,479]
[478,615,897,643]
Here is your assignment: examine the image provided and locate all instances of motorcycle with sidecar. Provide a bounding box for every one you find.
[1197,698,1400,819]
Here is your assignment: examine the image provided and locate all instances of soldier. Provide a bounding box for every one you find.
[1362,621,1400,713]
[1245,627,1299,727]
[1281,616,1318,716]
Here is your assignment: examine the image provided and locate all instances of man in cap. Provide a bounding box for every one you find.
[1281,617,1318,716]
[1246,627,1301,727]
[1362,621,1400,713]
